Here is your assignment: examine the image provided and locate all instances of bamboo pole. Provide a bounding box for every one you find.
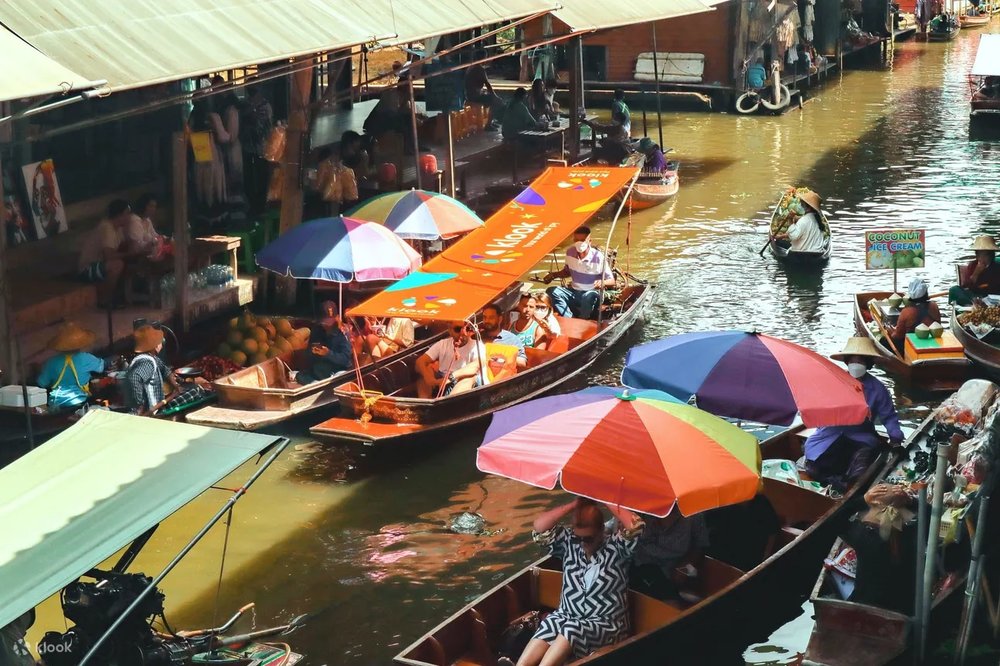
[920,443,954,661]
[913,485,929,663]
[955,481,993,663]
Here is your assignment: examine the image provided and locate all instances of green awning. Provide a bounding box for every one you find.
[0,410,282,628]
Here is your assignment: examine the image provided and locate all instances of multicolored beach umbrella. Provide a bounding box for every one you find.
[346,190,484,240]
[255,216,421,282]
[477,387,761,517]
[621,331,869,428]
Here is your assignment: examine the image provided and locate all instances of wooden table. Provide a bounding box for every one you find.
[514,118,570,183]
[193,235,243,280]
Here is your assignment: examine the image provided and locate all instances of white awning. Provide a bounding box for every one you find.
[0,0,557,93]
[0,25,102,103]
[554,0,725,32]
[973,34,1000,77]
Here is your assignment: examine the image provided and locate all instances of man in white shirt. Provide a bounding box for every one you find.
[415,321,483,398]
[542,226,616,320]
[780,191,826,254]
[77,199,135,308]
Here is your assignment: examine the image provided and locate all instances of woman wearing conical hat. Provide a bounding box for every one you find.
[950,235,1000,306]
[802,338,904,493]
[776,189,826,254]
[36,322,105,411]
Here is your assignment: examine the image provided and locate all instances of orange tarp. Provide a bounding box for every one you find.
[348,166,638,321]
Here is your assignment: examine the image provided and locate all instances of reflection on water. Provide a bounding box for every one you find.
[26,28,1000,665]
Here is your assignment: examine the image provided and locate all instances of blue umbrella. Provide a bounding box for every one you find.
[255,216,421,282]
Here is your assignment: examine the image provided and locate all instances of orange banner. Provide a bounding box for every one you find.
[348,166,638,321]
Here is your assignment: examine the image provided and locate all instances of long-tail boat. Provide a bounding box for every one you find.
[853,291,970,390]
[310,166,652,446]
[395,423,906,665]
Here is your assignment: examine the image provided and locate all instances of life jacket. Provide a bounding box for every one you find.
[482,343,519,384]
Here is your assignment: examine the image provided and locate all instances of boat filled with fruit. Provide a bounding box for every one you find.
[951,304,1000,380]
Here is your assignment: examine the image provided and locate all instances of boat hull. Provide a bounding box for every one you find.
[951,308,1000,380]
[853,291,970,391]
[768,200,833,264]
[619,176,679,211]
[960,14,991,26]
[927,26,959,40]
[311,284,654,445]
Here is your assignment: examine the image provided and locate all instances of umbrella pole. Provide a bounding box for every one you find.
[597,170,641,326]
[407,75,423,191]
[339,282,343,319]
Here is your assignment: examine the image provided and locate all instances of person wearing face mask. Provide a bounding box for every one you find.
[887,278,941,352]
[802,338,904,493]
[444,304,528,393]
[507,497,642,666]
[415,320,484,398]
[543,226,616,320]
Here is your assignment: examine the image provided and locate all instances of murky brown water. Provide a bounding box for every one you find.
[26,27,1000,664]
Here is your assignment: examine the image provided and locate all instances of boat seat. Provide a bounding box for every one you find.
[761,477,837,530]
[524,347,561,368]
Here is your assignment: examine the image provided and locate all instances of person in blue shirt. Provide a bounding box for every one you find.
[296,310,354,384]
[37,322,105,411]
[747,60,767,89]
[803,337,904,492]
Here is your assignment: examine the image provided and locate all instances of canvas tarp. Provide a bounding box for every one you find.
[0,25,101,103]
[349,166,638,321]
[0,410,281,628]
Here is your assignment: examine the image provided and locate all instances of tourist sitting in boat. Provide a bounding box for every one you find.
[124,324,181,415]
[628,511,709,603]
[528,79,556,120]
[37,322,105,412]
[637,138,668,174]
[887,278,941,351]
[502,88,547,143]
[803,337,904,493]
[611,88,632,136]
[297,309,354,385]
[543,226,616,320]
[507,497,642,666]
[950,235,1000,305]
[415,320,484,398]
[776,191,826,254]
[509,293,554,349]
[362,315,415,360]
[582,116,633,165]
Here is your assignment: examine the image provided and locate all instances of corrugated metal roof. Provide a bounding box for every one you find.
[0,24,100,103]
[0,0,556,92]
[554,0,725,32]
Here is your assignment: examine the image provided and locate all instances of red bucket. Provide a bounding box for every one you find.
[420,153,438,174]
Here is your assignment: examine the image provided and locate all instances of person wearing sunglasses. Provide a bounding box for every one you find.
[415,320,484,398]
[507,498,643,666]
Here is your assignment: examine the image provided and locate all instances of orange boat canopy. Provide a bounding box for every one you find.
[348,166,638,321]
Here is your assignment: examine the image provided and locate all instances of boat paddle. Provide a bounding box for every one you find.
[758,235,775,258]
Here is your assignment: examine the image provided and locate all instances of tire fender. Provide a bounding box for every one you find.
[761,84,791,110]
[735,91,760,114]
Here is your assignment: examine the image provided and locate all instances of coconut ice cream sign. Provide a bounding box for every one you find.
[865,229,925,270]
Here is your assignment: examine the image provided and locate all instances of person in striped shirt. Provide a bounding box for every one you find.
[542,226,616,320]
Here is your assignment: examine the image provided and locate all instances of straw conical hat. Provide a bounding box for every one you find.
[830,337,882,361]
[798,190,822,213]
[134,325,165,353]
[47,322,96,352]
[970,235,1000,252]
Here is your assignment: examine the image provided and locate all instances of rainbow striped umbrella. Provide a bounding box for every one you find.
[477,387,761,517]
[255,216,421,282]
[346,190,483,240]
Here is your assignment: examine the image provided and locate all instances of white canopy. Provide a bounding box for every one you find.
[0,25,103,103]
[972,34,1000,77]
[553,0,726,32]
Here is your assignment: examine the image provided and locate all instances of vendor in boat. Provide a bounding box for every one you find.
[508,497,643,666]
[415,320,484,398]
[581,117,632,165]
[628,511,709,602]
[297,308,353,385]
[509,293,554,349]
[0,608,35,666]
[887,278,941,351]
[36,322,105,412]
[543,226,616,321]
[803,337,905,493]
[949,235,1000,305]
[637,137,668,174]
[124,324,181,416]
[775,191,826,254]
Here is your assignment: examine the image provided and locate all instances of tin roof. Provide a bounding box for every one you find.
[553,0,726,32]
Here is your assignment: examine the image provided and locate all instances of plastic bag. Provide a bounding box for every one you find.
[317,160,342,203]
[341,166,359,202]
[266,167,284,202]
[264,122,287,163]
[933,379,999,432]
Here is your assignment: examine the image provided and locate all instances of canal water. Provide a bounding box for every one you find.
[26,27,1000,665]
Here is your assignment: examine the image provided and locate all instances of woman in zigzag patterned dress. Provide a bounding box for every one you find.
[515,498,644,666]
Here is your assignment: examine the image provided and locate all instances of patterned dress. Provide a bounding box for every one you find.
[532,522,643,657]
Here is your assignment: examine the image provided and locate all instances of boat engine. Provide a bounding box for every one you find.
[39,569,166,666]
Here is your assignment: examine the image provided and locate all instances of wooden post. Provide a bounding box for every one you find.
[407,76,423,190]
[172,132,190,332]
[651,22,664,148]
[277,63,313,306]
[731,0,751,93]
[447,111,456,197]
[568,36,582,160]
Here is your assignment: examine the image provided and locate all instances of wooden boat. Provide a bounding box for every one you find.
[768,209,833,264]
[803,381,999,665]
[186,335,442,431]
[395,425,901,665]
[311,283,654,446]
[970,34,1000,123]
[950,307,1000,380]
[618,165,680,211]
[927,22,960,40]
[960,12,991,27]
[853,291,971,390]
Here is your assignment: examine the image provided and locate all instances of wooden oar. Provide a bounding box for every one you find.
[868,299,905,360]
[758,236,773,258]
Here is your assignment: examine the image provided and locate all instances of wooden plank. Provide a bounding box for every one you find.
[185,389,338,430]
